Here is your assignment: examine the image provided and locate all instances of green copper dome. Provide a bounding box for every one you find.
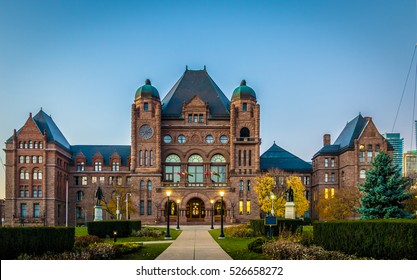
[135,79,160,100]
[231,80,256,101]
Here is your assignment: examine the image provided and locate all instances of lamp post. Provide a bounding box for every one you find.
[165,191,172,239]
[210,199,214,229]
[176,199,181,230]
[125,193,131,220]
[218,191,225,239]
[116,195,120,220]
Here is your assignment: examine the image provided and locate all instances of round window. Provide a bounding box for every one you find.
[220,135,228,144]
[205,135,214,144]
[164,135,172,143]
[178,135,186,143]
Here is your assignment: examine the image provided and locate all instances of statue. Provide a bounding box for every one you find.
[95,186,104,206]
[286,186,294,202]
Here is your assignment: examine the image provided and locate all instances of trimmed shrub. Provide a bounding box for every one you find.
[263,239,370,260]
[113,242,143,256]
[132,228,163,238]
[248,237,268,253]
[224,224,256,237]
[87,220,141,238]
[250,219,303,236]
[0,227,75,260]
[314,219,417,259]
[74,235,103,250]
[88,243,118,260]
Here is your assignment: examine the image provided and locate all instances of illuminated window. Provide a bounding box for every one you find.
[239,200,244,215]
[95,161,102,171]
[246,201,251,215]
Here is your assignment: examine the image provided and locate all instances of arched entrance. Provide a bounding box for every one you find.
[186,198,206,221]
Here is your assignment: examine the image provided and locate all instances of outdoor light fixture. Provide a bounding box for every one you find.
[218,191,225,239]
[271,193,275,216]
[210,199,214,230]
[113,230,118,243]
[176,199,181,230]
[165,191,172,239]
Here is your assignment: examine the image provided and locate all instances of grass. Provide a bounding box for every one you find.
[116,243,172,260]
[208,229,270,260]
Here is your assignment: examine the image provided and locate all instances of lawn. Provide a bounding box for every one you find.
[116,243,171,260]
[208,229,270,260]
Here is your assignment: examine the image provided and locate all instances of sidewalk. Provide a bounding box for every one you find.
[155,226,232,260]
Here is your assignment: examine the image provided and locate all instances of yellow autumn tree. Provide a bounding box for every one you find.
[254,173,309,217]
[102,187,138,220]
[286,176,310,217]
[315,186,361,221]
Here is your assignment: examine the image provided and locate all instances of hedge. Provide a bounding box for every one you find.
[87,220,141,238]
[0,227,75,260]
[314,220,417,260]
[250,219,303,236]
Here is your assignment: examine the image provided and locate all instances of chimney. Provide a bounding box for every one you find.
[323,134,331,146]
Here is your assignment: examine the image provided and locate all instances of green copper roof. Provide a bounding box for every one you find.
[135,79,160,100]
[231,80,257,101]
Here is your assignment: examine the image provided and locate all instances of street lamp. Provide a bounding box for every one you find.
[125,193,131,220]
[271,193,275,216]
[176,199,181,230]
[210,199,214,229]
[218,191,225,239]
[116,195,120,220]
[165,191,172,239]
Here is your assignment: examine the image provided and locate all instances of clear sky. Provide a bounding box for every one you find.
[1,0,417,198]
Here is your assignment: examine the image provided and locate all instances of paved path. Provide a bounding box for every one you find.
[155,226,232,260]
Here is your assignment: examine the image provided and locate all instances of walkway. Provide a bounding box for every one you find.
[155,226,232,260]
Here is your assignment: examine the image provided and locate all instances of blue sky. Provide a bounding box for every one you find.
[1,0,416,198]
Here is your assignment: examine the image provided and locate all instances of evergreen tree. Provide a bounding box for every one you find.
[358,152,413,219]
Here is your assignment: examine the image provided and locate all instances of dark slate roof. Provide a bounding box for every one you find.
[71,145,131,166]
[313,114,369,158]
[32,110,71,150]
[6,109,71,150]
[260,142,312,173]
[161,69,230,119]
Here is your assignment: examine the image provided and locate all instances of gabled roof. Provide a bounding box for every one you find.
[260,142,312,173]
[161,69,230,119]
[33,110,71,150]
[313,114,370,158]
[6,109,71,151]
[71,145,131,166]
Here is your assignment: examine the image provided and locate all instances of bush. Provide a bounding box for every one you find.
[74,235,103,250]
[132,228,163,238]
[0,227,75,259]
[113,242,143,255]
[250,219,303,236]
[263,239,370,260]
[314,220,417,259]
[87,220,141,238]
[87,243,119,260]
[248,237,268,253]
[224,224,256,238]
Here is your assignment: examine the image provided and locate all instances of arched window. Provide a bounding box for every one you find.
[210,154,226,183]
[140,180,145,190]
[188,154,203,183]
[211,154,226,163]
[324,173,329,182]
[33,169,42,180]
[38,156,43,163]
[188,154,203,163]
[150,150,153,166]
[19,142,23,149]
[139,150,143,166]
[39,142,43,149]
[20,169,26,180]
[166,154,181,162]
[29,141,33,149]
[19,156,24,164]
[240,127,250,138]
[34,142,38,149]
[76,191,84,201]
[32,156,37,164]
[147,180,152,191]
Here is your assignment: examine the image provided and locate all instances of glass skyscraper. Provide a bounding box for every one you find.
[383,133,404,175]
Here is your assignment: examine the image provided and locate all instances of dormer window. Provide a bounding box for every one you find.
[77,162,85,172]
[112,162,120,171]
[95,161,102,171]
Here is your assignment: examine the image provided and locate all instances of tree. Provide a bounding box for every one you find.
[101,187,137,220]
[358,152,413,219]
[315,186,361,221]
[253,170,309,217]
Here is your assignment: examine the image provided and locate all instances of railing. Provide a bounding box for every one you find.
[161,182,228,188]
[234,137,259,143]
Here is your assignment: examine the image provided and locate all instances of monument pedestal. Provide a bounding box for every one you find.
[94,205,103,221]
[285,202,296,219]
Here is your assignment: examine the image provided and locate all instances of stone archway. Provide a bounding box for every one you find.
[186,197,206,221]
